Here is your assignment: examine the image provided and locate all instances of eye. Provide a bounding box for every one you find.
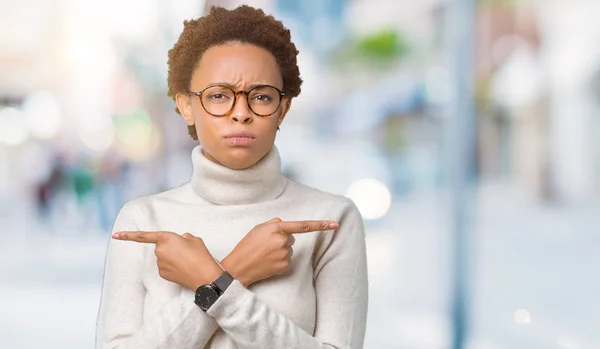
[251,94,273,102]
[207,93,229,101]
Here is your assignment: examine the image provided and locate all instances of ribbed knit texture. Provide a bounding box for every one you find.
[190,145,288,205]
[96,145,368,349]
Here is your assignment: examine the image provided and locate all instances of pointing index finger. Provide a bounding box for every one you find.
[279,221,339,234]
[112,231,165,244]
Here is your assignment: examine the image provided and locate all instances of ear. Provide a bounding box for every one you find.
[277,97,292,127]
[175,93,194,126]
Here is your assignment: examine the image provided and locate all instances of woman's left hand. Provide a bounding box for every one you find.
[112,231,223,291]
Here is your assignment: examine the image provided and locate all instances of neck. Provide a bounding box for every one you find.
[190,145,287,205]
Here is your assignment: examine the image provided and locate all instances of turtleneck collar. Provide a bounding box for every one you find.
[190,145,288,205]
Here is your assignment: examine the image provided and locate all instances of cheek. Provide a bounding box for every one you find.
[192,104,218,126]
[262,112,282,125]
[195,116,222,139]
[191,110,218,142]
[256,116,279,135]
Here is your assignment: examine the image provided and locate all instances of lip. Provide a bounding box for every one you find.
[224,131,256,139]
[223,131,256,146]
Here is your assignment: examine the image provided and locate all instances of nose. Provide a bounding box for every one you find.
[230,93,253,124]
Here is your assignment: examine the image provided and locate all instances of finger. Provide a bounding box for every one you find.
[112,231,165,243]
[256,217,282,230]
[279,221,339,234]
[287,234,295,247]
[288,246,294,258]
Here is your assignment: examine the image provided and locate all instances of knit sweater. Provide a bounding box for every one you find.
[96,145,368,349]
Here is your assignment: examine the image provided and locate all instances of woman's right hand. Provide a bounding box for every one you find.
[221,218,339,286]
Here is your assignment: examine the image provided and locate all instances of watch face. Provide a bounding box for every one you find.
[194,285,219,311]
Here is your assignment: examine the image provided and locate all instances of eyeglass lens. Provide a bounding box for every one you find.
[200,86,281,116]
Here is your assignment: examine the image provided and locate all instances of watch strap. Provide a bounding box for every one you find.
[213,271,234,294]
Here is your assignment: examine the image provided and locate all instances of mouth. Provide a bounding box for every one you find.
[224,131,256,139]
[223,131,256,146]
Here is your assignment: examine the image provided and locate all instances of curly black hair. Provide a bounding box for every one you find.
[167,5,302,139]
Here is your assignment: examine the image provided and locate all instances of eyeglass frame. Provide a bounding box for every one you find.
[189,84,287,117]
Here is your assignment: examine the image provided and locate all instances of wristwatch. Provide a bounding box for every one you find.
[194,271,234,312]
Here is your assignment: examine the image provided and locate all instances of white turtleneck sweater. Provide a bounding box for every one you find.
[96,145,368,349]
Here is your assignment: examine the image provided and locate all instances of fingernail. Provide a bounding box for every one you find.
[329,222,339,229]
[112,233,120,239]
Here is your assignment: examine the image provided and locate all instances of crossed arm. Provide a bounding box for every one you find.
[96,202,368,349]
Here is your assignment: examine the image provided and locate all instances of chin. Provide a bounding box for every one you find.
[222,147,262,170]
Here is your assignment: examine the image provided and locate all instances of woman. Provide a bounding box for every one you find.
[96,5,368,349]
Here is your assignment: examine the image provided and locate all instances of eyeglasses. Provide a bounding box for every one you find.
[189,85,286,117]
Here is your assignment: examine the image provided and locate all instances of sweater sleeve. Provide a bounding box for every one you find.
[95,203,220,349]
[206,199,368,349]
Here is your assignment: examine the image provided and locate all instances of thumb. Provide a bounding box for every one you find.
[182,232,194,239]
[265,217,283,224]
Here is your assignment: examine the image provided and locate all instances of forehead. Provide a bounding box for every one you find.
[191,42,283,89]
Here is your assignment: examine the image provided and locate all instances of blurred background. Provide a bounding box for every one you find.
[1,0,599,348]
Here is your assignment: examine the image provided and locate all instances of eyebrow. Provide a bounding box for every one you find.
[204,82,279,90]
